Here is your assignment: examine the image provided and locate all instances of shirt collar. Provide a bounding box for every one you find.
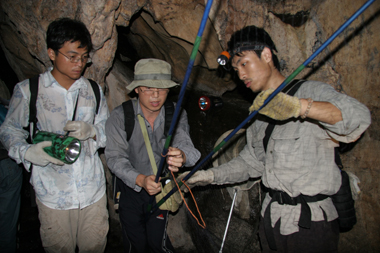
[44,67,87,91]
[135,98,165,125]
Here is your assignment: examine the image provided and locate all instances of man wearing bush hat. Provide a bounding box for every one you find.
[105,58,200,252]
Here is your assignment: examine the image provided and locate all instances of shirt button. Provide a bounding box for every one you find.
[268,170,272,173]
[270,151,273,154]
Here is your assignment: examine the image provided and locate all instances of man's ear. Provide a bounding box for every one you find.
[261,47,273,63]
[48,48,56,61]
[135,87,139,94]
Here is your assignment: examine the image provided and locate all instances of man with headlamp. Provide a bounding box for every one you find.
[0,18,109,252]
[179,25,371,252]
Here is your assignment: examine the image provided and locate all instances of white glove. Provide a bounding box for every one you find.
[177,170,214,192]
[25,141,65,166]
[63,121,96,140]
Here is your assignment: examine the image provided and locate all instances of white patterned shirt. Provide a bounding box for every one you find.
[0,69,109,210]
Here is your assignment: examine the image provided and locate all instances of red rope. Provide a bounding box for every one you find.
[171,171,206,229]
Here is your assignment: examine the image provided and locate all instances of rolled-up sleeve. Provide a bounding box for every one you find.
[299,81,371,143]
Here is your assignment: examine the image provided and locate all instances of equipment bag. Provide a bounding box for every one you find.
[331,147,357,232]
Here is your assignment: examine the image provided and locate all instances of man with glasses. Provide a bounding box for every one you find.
[0,18,109,252]
[105,58,200,252]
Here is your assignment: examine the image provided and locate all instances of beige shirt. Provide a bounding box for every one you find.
[211,80,371,235]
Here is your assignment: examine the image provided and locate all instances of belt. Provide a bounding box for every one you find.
[263,188,328,251]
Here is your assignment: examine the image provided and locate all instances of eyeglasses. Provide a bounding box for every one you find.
[57,51,92,63]
[139,87,169,96]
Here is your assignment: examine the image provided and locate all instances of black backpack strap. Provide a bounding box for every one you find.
[28,77,100,136]
[122,100,135,142]
[163,100,174,137]
[113,100,134,208]
[29,75,39,139]
[282,79,305,96]
[263,79,306,152]
[88,79,100,115]
[263,121,275,153]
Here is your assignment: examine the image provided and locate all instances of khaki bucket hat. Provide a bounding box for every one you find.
[126,58,179,93]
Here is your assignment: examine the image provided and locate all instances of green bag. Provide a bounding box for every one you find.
[155,176,182,212]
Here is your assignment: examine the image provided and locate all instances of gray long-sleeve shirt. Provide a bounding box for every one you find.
[211,80,371,235]
[105,98,200,192]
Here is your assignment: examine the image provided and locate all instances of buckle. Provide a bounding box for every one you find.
[276,192,298,205]
[278,192,284,205]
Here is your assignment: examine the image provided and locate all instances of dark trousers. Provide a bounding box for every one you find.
[0,158,23,253]
[117,178,175,253]
[258,215,339,253]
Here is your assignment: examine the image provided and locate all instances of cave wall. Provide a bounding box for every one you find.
[0,0,380,252]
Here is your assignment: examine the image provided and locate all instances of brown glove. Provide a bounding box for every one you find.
[177,170,214,193]
[249,88,301,120]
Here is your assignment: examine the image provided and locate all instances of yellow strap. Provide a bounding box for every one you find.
[137,114,158,175]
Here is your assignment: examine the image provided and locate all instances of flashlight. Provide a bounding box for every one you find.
[217,51,231,66]
[32,131,81,164]
[198,96,223,111]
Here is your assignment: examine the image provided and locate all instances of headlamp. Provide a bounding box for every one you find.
[217,44,268,66]
[33,131,81,164]
[198,96,223,111]
[217,51,231,66]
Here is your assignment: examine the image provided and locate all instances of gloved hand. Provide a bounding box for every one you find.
[177,170,214,192]
[63,121,96,140]
[25,141,65,166]
[249,88,301,121]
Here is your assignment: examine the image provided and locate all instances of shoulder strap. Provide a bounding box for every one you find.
[122,100,135,142]
[263,80,306,152]
[88,79,100,115]
[163,100,174,137]
[334,147,343,170]
[284,79,305,96]
[137,114,158,175]
[27,77,100,140]
[29,75,39,139]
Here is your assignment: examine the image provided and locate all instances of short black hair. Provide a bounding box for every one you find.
[227,25,280,70]
[46,18,92,53]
